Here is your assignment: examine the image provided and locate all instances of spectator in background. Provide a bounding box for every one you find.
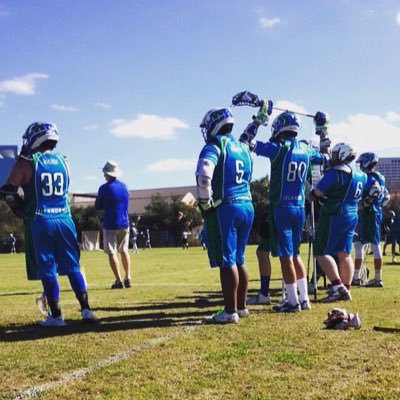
[143,229,151,250]
[391,210,400,264]
[95,160,131,289]
[130,222,139,254]
[181,231,189,249]
[7,232,16,254]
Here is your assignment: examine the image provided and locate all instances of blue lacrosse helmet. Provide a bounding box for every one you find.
[356,152,378,172]
[199,108,234,143]
[271,111,300,138]
[23,122,59,152]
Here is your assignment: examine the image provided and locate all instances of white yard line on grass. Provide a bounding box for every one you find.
[12,325,198,400]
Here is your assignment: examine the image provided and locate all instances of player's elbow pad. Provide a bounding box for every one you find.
[196,158,214,203]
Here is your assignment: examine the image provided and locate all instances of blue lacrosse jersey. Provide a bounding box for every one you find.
[255,138,323,207]
[95,178,130,229]
[23,152,71,220]
[316,165,367,216]
[199,134,253,205]
[363,171,386,213]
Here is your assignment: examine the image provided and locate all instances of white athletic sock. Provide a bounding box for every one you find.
[374,270,382,281]
[285,283,299,305]
[353,270,360,280]
[296,278,309,303]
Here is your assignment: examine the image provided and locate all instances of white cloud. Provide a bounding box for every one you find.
[259,16,280,29]
[50,104,79,112]
[0,73,48,95]
[330,113,400,155]
[146,158,197,172]
[385,111,400,123]
[83,124,99,131]
[95,102,111,109]
[397,11,400,26]
[110,114,189,140]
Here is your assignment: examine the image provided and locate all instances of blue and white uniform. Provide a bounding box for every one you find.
[255,138,324,257]
[314,165,367,255]
[357,171,386,245]
[197,134,254,268]
[22,151,80,279]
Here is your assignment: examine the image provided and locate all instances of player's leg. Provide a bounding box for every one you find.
[117,228,131,287]
[103,229,124,288]
[235,201,254,313]
[365,213,383,287]
[31,219,65,326]
[247,209,272,305]
[292,207,310,308]
[56,218,97,321]
[203,207,238,323]
[314,214,352,302]
[271,207,300,312]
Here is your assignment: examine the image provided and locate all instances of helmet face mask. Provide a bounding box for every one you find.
[271,111,300,139]
[200,108,234,143]
[23,122,59,153]
[356,152,378,172]
[331,142,356,166]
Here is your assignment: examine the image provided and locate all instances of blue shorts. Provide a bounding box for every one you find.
[358,211,382,245]
[205,201,254,268]
[30,217,81,279]
[270,206,305,257]
[314,213,358,255]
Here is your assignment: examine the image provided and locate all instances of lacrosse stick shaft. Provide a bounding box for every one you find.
[273,106,314,118]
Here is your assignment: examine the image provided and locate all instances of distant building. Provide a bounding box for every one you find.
[377,157,400,193]
[71,185,198,216]
[0,146,18,186]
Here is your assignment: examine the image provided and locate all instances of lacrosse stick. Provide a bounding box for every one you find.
[35,292,50,316]
[232,90,315,118]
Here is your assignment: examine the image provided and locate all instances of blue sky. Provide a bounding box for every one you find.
[0,0,399,193]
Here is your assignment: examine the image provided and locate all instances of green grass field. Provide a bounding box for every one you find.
[1,245,400,400]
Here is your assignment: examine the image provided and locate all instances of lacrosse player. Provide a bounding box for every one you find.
[196,108,254,324]
[353,153,388,287]
[311,143,367,302]
[240,105,329,312]
[0,122,97,326]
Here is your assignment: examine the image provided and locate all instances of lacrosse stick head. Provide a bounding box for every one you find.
[199,108,234,143]
[231,91,263,107]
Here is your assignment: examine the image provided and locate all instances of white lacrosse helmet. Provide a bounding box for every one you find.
[331,142,356,166]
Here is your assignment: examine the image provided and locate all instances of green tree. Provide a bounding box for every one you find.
[143,193,202,245]
[70,205,103,241]
[0,202,24,252]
